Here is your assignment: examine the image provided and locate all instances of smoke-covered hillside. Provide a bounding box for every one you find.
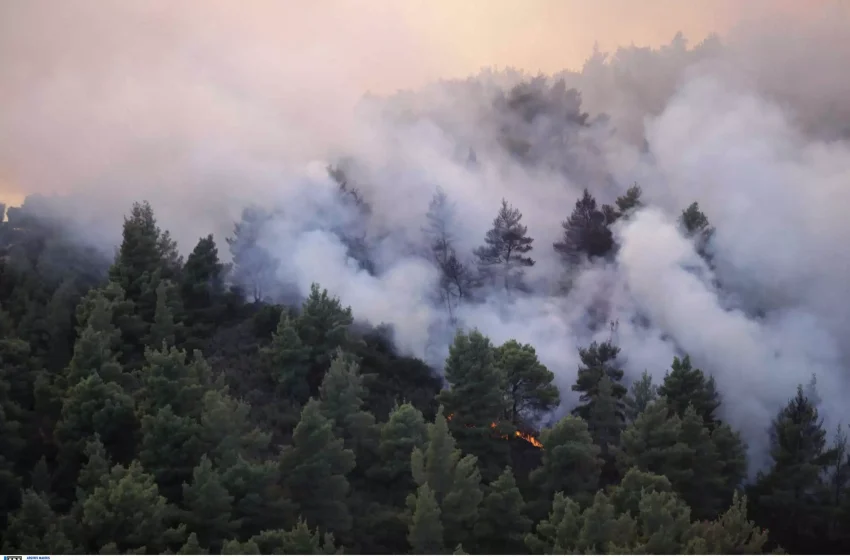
[2,1,850,554]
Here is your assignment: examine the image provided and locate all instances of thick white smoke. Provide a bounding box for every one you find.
[3,1,850,471]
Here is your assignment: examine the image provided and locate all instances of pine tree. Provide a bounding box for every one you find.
[226,207,277,302]
[147,280,178,349]
[529,415,602,513]
[554,189,615,265]
[613,184,644,218]
[240,520,340,554]
[137,405,204,503]
[626,371,657,422]
[678,405,727,519]
[2,489,77,553]
[679,202,715,262]
[437,330,508,481]
[181,235,227,351]
[296,284,353,393]
[423,189,473,317]
[79,461,185,553]
[410,408,483,549]
[617,400,689,490]
[495,339,560,426]
[280,398,355,536]
[658,355,720,427]
[473,199,534,292]
[572,341,627,471]
[369,403,428,508]
[263,311,311,405]
[55,373,138,468]
[749,385,836,553]
[473,467,532,554]
[134,345,213,418]
[178,533,209,554]
[407,483,445,554]
[687,493,770,554]
[182,455,239,552]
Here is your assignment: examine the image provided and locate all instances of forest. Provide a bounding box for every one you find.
[3,6,850,553]
[0,171,847,554]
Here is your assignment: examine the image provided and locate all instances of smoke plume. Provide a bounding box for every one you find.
[3,0,850,471]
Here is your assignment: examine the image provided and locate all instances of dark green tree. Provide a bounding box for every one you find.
[407,483,445,554]
[181,235,227,351]
[182,455,239,552]
[473,467,532,554]
[280,398,355,536]
[529,415,602,515]
[473,199,535,292]
[296,284,353,393]
[658,355,720,427]
[438,330,508,481]
[554,189,615,265]
[79,461,185,553]
[263,311,311,405]
[2,489,77,553]
[410,408,483,549]
[748,385,837,553]
[626,371,657,422]
[495,339,560,426]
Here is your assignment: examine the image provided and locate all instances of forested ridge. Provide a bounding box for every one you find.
[0,180,847,555]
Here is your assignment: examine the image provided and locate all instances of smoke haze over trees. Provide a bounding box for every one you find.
[2,0,850,554]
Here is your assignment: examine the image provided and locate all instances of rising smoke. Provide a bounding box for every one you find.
[2,1,850,471]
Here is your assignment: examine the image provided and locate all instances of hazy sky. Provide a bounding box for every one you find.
[0,0,834,204]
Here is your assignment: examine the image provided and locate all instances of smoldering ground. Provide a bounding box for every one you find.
[2,1,850,472]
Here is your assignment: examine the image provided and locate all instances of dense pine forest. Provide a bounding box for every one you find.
[4,3,850,554]
[0,184,847,555]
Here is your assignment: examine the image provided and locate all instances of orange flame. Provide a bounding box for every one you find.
[446,414,543,449]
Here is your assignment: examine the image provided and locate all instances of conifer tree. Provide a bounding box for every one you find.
[181,455,239,552]
[369,403,428,508]
[437,330,508,480]
[495,339,560,426]
[407,483,444,554]
[79,461,185,553]
[473,467,532,554]
[473,199,535,292]
[658,355,720,427]
[554,189,615,265]
[423,189,473,317]
[572,341,627,419]
[749,385,836,553]
[529,415,602,513]
[410,408,483,549]
[2,489,77,553]
[264,312,311,405]
[181,235,227,350]
[296,284,353,392]
[626,371,657,422]
[280,398,355,536]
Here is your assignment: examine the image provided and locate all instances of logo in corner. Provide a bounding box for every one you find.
[5,556,24,560]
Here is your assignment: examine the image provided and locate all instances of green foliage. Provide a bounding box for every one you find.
[748,385,837,552]
[529,415,602,516]
[0,197,803,554]
[407,483,444,554]
[495,339,560,425]
[79,461,185,553]
[626,370,657,422]
[554,189,615,264]
[409,408,483,549]
[181,455,239,552]
[438,330,508,480]
[280,398,356,536]
[474,467,532,554]
[473,199,535,292]
[658,355,720,426]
